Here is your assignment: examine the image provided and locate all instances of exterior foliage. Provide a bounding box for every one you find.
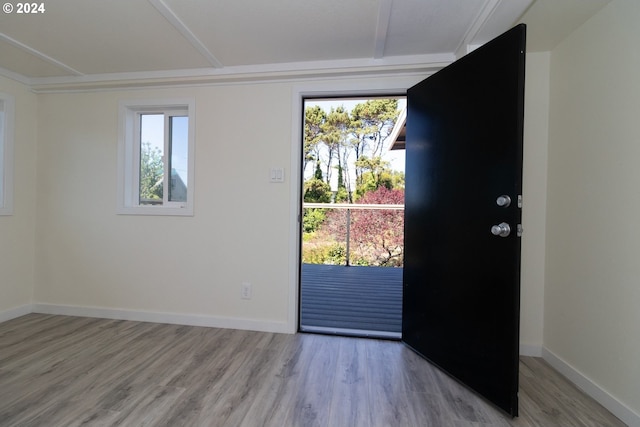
[139,141,163,202]
[321,187,404,267]
[350,187,405,267]
[301,98,405,267]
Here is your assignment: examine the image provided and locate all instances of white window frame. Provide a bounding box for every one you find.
[0,92,15,216]
[117,98,195,216]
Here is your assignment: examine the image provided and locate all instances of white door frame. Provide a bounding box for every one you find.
[287,78,424,333]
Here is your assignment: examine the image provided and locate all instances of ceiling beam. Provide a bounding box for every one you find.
[0,66,31,85]
[147,0,224,68]
[373,0,393,59]
[0,33,84,76]
[454,0,501,58]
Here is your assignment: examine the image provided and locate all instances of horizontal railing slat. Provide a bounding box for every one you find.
[303,203,404,210]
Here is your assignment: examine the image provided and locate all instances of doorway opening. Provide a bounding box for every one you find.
[299,95,406,339]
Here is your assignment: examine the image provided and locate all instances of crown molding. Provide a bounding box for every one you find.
[19,53,453,93]
[0,66,31,86]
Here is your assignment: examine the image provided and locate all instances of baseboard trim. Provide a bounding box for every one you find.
[0,304,33,323]
[31,303,292,334]
[0,305,552,359]
[542,347,640,427]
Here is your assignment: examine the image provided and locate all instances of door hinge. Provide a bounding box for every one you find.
[517,195,523,208]
[517,224,523,237]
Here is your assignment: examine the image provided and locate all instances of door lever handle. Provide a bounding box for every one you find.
[491,222,511,237]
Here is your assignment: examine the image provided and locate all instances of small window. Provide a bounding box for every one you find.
[0,92,15,216]
[118,98,195,216]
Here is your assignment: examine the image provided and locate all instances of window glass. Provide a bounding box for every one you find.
[117,98,194,216]
[139,114,165,205]
[169,115,188,203]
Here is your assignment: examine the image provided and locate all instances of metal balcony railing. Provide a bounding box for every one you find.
[302,203,405,267]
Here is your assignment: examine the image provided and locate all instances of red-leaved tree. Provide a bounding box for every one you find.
[323,187,404,267]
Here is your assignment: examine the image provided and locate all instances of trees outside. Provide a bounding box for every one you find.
[140,141,163,203]
[320,187,405,267]
[301,98,405,267]
[350,187,404,267]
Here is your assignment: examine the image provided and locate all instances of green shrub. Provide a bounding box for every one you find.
[302,208,326,233]
[302,242,346,265]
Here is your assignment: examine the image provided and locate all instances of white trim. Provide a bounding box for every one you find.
[0,66,31,86]
[26,54,453,93]
[31,303,291,334]
[117,97,195,216]
[287,88,302,334]
[0,304,32,323]
[0,32,84,76]
[147,0,223,68]
[542,347,640,427]
[454,0,501,59]
[29,71,433,97]
[373,0,393,59]
[0,92,15,215]
[288,80,419,335]
[388,107,406,150]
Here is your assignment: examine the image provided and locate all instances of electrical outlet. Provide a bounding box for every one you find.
[241,282,252,300]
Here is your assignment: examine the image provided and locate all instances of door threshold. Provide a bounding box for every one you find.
[300,325,401,340]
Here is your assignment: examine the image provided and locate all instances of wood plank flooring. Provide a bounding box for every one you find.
[0,314,626,427]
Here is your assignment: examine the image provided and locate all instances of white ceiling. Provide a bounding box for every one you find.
[0,0,611,91]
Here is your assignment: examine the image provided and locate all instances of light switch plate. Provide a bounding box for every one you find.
[269,167,285,183]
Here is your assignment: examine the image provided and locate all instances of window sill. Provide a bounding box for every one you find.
[116,205,193,216]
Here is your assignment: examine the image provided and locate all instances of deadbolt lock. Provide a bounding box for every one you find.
[496,195,511,207]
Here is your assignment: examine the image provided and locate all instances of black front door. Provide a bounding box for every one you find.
[402,24,526,416]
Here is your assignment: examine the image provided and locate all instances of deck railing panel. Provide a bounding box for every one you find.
[302,203,405,267]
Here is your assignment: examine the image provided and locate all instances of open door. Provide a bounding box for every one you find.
[402,25,525,416]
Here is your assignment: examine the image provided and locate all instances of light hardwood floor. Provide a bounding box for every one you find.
[0,314,626,427]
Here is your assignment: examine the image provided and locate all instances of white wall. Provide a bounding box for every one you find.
[32,77,420,331]
[27,67,549,344]
[0,76,37,320]
[546,0,640,422]
[34,84,295,330]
